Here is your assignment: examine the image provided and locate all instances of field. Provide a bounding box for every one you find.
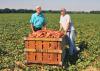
[0,13,100,71]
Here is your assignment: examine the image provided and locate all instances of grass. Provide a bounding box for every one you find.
[0,13,100,71]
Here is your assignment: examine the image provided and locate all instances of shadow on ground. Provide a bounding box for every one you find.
[63,41,88,68]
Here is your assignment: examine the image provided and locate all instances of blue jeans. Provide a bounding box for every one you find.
[61,30,77,65]
[67,30,77,55]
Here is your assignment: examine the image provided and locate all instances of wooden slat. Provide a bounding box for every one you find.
[24,49,62,53]
[26,61,62,65]
[24,37,62,41]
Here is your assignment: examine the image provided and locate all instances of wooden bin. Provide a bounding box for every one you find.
[24,37,63,65]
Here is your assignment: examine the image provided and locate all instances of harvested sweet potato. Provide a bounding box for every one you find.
[28,30,64,38]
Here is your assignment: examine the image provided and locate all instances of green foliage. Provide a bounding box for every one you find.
[0,13,100,71]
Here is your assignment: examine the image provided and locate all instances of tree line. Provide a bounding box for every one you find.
[0,8,100,14]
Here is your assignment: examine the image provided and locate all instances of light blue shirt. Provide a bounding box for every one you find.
[30,12,45,28]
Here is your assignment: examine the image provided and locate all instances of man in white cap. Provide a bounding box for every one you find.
[30,6,46,32]
[59,8,78,56]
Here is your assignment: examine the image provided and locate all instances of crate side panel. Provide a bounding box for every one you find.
[35,52,42,63]
[43,41,49,50]
[28,41,36,49]
[42,53,48,63]
[27,52,36,62]
[49,42,58,50]
[35,41,42,50]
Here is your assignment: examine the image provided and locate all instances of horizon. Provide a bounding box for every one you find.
[0,0,100,11]
[0,8,100,12]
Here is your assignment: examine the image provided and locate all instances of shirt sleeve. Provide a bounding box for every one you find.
[30,14,34,24]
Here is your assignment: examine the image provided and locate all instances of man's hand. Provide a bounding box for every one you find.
[64,31,67,35]
[32,30,35,33]
[43,26,46,30]
[43,24,46,30]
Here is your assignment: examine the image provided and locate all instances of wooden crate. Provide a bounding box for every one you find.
[24,37,63,65]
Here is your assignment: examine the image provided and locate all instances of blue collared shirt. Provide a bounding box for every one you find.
[30,12,45,28]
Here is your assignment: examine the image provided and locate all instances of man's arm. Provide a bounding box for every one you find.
[59,23,63,31]
[59,16,63,31]
[31,24,35,32]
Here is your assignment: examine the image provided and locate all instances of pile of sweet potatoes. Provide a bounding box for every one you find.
[28,30,64,38]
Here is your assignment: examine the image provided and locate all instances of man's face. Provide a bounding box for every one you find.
[61,11,65,16]
[36,7,41,14]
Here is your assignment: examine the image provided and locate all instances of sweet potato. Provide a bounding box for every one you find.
[29,30,64,38]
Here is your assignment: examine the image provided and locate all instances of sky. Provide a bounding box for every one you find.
[0,0,100,11]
